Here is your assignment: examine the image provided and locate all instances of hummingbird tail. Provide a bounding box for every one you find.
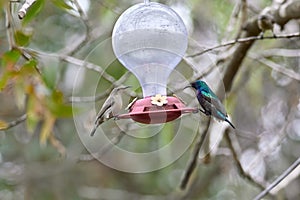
[225,118,236,129]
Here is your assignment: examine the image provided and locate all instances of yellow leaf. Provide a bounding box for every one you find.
[0,120,9,130]
[39,114,56,146]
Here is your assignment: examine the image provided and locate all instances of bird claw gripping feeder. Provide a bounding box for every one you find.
[113,1,197,124]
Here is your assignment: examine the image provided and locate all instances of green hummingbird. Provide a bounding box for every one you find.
[189,80,235,129]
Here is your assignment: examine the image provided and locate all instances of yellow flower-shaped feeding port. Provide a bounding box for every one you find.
[151,94,168,106]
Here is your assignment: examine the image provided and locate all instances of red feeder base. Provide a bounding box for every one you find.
[117,96,197,124]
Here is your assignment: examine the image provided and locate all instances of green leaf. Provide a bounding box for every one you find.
[48,103,75,118]
[51,0,73,10]
[1,50,21,68]
[0,72,13,91]
[20,59,38,75]
[0,59,37,91]
[46,90,76,118]
[41,65,58,90]
[26,94,40,133]
[14,30,32,46]
[22,0,45,26]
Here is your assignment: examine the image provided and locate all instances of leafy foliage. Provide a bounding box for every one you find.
[21,0,45,25]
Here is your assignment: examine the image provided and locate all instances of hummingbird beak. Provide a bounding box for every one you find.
[116,85,131,91]
[183,85,192,90]
[121,85,131,89]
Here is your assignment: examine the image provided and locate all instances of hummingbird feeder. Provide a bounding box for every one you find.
[113,1,197,124]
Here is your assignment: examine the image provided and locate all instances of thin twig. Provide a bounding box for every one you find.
[229,108,293,194]
[259,48,300,58]
[5,2,15,49]
[191,57,227,81]
[179,117,211,190]
[68,89,112,103]
[18,0,36,19]
[248,53,300,81]
[68,71,135,103]
[0,114,27,130]
[21,48,116,85]
[253,157,300,200]
[223,1,241,41]
[222,0,300,93]
[187,32,300,58]
[234,0,248,40]
[19,48,137,98]
[78,127,128,162]
[49,129,66,158]
[64,0,92,56]
[224,129,266,190]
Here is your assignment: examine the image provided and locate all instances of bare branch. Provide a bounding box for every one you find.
[49,130,66,158]
[235,0,248,40]
[18,0,36,19]
[248,53,300,81]
[259,48,300,58]
[224,129,267,190]
[63,0,92,56]
[19,47,137,101]
[179,117,211,190]
[223,2,241,41]
[191,56,228,82]
[68,89,112,103]
[253,157,300,200]
[187,32,300,58]
[78,125,129,162]
[68,71,134,103]
[222,0,300,92]
[20,48,136,97]
[224,0,248,41]
[0,114,27,131]
[5,2,15,49]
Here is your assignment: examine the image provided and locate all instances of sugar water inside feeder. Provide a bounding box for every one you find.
[112,2,188,97]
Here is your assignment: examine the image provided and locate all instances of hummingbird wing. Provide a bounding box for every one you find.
[95,99,114,124]
[200,88,228,118]
[90,100,114,136]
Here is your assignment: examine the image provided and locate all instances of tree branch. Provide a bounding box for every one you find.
[18,0,36,19]
[78,124,130,162]
[248,53,300,81]
[63,0,92,56]
[223,0,300,92]
[0,114,27,131]
[187,32,300,58]
[21,47,109,74]
[5,2,15,49]
[253,157,300,200]
[224,129,267,190]
[259,48,300,58]
[68,71,134,103]
[179,117,211,190]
